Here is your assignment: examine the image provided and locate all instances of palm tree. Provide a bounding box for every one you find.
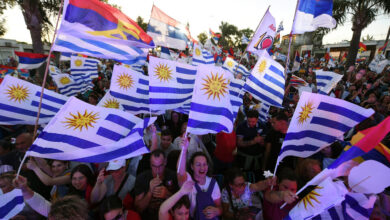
[362,34,374,41]
[335,0,390,67]
[218,21,238,49]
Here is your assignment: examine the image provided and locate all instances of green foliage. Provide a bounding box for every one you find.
[197,32,207,45]
[136,16,148,32]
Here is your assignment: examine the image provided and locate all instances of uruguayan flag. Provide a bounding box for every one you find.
[241,35,250,44]
[149,57,196,111]
[49,65,61,76]
[257,102,271,123]
[97,90,124,110]
[192,44,215,66]
[222,57,238,73]
[292,0,336,34]
[187,65,234,135]
[0,75,69,125]
[60,52,72,61]
[28,97,155,162]
[315,69,343,95]
[237,64,250,76]
[71,55,99,79]
[160,46,172,60]
[52,74,90,96]
[244,53,285,107]
[312,193,376,220]
[229,78,245,121]
[0,189,24,219]
[109,65,150,115]
[285,178,348,220]
[277,92,374,168]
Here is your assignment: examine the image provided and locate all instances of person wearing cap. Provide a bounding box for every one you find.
[134,149,178,220]
[91,159,135,204]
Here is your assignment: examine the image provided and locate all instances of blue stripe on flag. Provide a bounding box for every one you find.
[105,114,135,129]
[35,92,67,105]
[177,78,195,84]
[317,75,333,80]
[317,82,327,87]
[28,145,64,154]
[244,83,282,107]
[139,78,149,85]
[149,87,193,94]
[190,102,234,119]
[0,115,23,122]
[37,132,99,149]
[0,103,52,118]
[136,88,149,95]
[317,102,369,122]
[110,91,149,104]
[264,74,284,89]
[328,207,340,220]
[81,38,143,56]
[176,67,197,75]
[70,68,97,72]
[188,119,230,132]
[278,144,319,155]
[122,105,150,112]
[150,95,192,104]
[269,65,284,78]
[96,127,124,141]
[284,130,336,143]
[55,39,104,56]
[31,101,60,113]
[247,75,284,99]
[310,116,351,132]
[345,195,371,218]
[0,196,24,218]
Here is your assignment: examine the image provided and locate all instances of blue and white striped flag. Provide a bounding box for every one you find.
[71,55,99,79]
[312,193,376,220]
[192,44,215,66]
[241,35,249,44]
[60,52,72,61]
[229,78,245,121]
[28,97,155,162]
[52,74,91,96]
[187,65,234,135]
[160,46,172,60]
[257,102,271,123]
[148,57,196,111]
[222,57,238,73]
[0,75,69,125]
[244,53,285,107]
[237,64,251,76]
[0,189,24,219]
[49,65,61,76]
[109,65,150,115]
[277,92,374,168]
[97,90,124,110]
[315,70,343,95]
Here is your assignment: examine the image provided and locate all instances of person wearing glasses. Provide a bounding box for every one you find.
[100,195,141,220]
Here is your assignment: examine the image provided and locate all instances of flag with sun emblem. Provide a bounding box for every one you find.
[27,97,155,162]
[109,64,151,114]
[192,44,215,66]
[0,75,69,125]
[276,91,374,170]
[49,65,61,76]
[229,78,245,121]
[285,177,348,220]
[70,55,99,79]
[148,57,196,111]
[247,8,276,54]
[52,74,91,96]
[222,57,238,74]
[237,64,251,77]
[97,90,124,110]
[315,69,343,95]
[187,65,234,135]
[243,52,285,107]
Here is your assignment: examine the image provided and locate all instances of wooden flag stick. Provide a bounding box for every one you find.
[283,0,300,79]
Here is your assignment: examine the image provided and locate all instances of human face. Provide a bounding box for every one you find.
[307,164,321,180]
[104,208,124,220]
[279,179,297,193]
[160,135,172,149]
[15,134,32,153]
[0,178,13,194]
[230,176,246,197]
[172,112,180,124]
[247,117,258,128]
[172,205,190,220]
[272,120,287,133]
[191,156,208,181]
[51,161,67,177]
[72,171,88,191]
[151,155,165,177]
[109,167,125,180]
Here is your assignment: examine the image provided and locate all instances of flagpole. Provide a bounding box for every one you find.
[17,0,65,178]
[284,0,300,79]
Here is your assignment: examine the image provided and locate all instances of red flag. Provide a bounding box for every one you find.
[358,42,367,53]
[378,42,388,53]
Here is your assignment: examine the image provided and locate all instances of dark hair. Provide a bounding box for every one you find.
[274,112,289,122]
[70,164,95,188]
[0,140,12,151]
[225,167,244,185]
[99,196,123,220]
[49,195,88,220]
[246,110,259,119]
[150,149,166,159]
[172,195,190,211]
[278,168,298,183]
[188,152,211,179]
[161,129,173,138]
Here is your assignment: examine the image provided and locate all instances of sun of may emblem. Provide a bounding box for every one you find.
[74,59,83,67]
[116,73,134,90]
[154,63,173,82]
[50,67,55,72]
[103,98,120,109]
[195,48,202,56]
[297,101,314,124]
[6,84,30,103]
[201,72,228,100]
[60,76,71,85]
[258,59,267,74]
[227,61,234,68]
[299,186,323,210]
[63,110,99,131]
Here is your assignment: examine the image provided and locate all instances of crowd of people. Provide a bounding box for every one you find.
[0,52,389,220]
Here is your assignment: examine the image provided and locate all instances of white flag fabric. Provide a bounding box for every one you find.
[315,70,343,95]
[247,9,276,54]
[28,97,154,162]
[229,78,245,121]
[187,65,234,135]
[70,55,99,79]
[0,189,25,219]
[52,73,91,96]
[97,90,124,110]
[49,65,61,76]
[222,57,238,73]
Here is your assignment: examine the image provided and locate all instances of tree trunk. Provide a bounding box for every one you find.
[346,27,363,68]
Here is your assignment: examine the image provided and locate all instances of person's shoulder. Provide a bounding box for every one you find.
[136,170,152,181]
